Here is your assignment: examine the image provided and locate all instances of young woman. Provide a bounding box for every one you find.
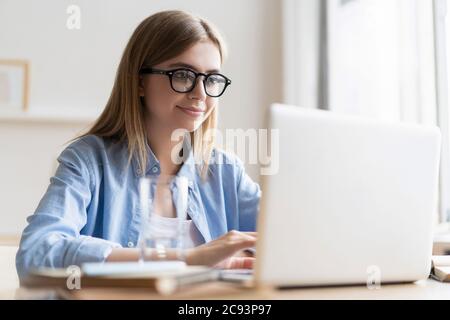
[16,10,260,280]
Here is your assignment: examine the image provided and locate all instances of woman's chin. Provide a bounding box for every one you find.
[177,119,204,133]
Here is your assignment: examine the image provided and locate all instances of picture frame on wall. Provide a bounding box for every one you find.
[0,60,29,112]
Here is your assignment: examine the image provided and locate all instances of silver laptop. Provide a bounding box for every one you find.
[228,103,441,288]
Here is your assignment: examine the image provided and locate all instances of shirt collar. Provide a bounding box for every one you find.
[132,137,197,183]
[132,140,159,177]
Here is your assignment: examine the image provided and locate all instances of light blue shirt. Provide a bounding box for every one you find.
[16,135,261,280]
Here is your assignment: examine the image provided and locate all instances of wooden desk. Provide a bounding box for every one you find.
[15,278,450,300]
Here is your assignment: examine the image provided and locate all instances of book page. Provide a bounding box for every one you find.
[431,255,450,267]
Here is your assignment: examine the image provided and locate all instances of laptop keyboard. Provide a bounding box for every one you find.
[218,269,254,282]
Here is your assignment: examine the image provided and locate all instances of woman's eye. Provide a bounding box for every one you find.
[208,76,224,85]
[174,70,195,81]
[174,72,188,79]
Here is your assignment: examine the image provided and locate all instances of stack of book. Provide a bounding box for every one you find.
[430,256,450,282]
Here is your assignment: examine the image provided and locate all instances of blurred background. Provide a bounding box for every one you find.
[1,0,450,248]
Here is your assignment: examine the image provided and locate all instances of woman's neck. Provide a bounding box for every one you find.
[145,119,183,176]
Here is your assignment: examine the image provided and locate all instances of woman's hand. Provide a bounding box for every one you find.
[185,230,257,269]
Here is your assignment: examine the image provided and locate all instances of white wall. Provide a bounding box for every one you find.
[0,119,90,235]
[0,0,282,235]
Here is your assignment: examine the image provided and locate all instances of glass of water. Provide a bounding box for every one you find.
[138,175,189,262]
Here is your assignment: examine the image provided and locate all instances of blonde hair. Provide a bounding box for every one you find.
[79,10,227,178]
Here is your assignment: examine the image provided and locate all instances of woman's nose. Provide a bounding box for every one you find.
[187,76,207,101]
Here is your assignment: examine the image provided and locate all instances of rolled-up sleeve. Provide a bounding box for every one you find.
[236,160,261,232]
[16,144,121,280]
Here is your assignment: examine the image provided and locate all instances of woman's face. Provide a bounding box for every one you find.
[140,40,222,133]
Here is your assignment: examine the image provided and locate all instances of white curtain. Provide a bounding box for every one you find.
[326,0,436,123]
[282,0,323,108]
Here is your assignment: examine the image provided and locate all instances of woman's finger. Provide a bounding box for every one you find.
[227,238,257,254]
[241,232,257,236]
[225,257,255,269]
[226,230,257,237]
[226,231,257,242]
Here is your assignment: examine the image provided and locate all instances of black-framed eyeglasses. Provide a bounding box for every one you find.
[139,67,231,97]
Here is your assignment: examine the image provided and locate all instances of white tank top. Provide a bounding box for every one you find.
[146,213,204,249]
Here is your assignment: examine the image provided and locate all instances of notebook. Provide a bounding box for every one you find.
[22,261,218,295]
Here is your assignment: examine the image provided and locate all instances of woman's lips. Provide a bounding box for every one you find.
[176,105,205,118]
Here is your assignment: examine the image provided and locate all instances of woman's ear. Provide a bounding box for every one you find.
[138,76,145,97]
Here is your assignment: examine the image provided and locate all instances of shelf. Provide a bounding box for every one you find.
[0,108,100,125]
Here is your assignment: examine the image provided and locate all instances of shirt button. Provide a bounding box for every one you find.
[136,169,142,175]
[151,166,159,173]
[127,241,134,248]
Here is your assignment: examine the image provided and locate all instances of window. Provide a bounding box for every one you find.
[434,0,450,224]
[284,0,448,224]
